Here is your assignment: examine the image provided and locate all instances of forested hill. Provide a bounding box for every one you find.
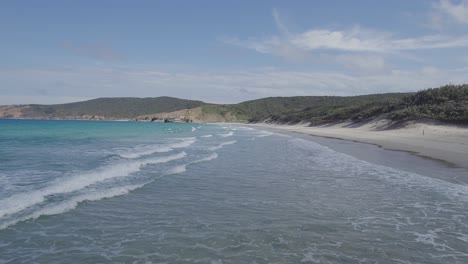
[203,93,411,123]
[257,84,468,124]
[175,84,468,124]
[1,84,467,124]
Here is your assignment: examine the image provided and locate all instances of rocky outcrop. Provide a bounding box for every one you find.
[134,107,243,123]
[0,105,112,121]
[0,105,29,118]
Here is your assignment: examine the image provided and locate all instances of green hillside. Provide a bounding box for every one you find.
[21,97,207,119]
[200,93,411,123]
[262,84,468,124]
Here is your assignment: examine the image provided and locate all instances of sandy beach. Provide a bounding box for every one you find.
[251,119,468,169]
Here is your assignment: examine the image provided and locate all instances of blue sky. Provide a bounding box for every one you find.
[1,0,468,104]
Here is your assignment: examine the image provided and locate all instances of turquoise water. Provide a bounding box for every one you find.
[0,119,467,263]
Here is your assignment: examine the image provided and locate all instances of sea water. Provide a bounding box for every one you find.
[0,119,467,263]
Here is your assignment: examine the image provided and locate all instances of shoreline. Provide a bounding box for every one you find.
[248,120,468,169]
[3,118,468,169]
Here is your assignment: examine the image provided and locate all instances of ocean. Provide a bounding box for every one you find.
[0,119,467,263]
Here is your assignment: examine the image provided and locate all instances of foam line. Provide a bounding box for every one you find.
[0,152,186,219]
[208,140,237,151]
[118,139,196,159]
[0,184,144,230]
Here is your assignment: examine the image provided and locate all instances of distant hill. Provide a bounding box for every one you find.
[1,84,467,124]
[0,97,207,119]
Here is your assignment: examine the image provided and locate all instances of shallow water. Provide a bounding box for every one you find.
[0,120,467,263]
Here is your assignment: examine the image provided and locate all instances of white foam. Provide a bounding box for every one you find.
[117,138,196,158]
[288,138,468,202]
[218,131,234,137]
[0,184,144,230]
[236,127,254,131]
[201,134,213,138]
[208,140,237,151]
[301,252,320,263]
[0,152,187,219]
[166,164,187,175]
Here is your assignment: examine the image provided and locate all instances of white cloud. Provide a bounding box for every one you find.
[1,65,467,105]
[223,6,468,57]
[272,8,290,36]
[225,26,468,54]
[433,0,468,24]
[327,54,388,73]
[222,8,311,62]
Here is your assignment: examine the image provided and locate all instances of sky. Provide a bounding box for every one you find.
[1,0,468,105]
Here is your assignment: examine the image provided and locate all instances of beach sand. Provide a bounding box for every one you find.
[251,120,468,169]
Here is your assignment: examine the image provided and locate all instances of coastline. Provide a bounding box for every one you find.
[248,120,468,169]
[4,118,468,169]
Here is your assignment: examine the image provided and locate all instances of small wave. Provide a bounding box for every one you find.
[194,153,218,163]
[201,134,213,138]
[0,152,187,219]
[166,153,219,175]
[255,131,273,138]
[0,184,144,230]
[218,131,234,137]
[117,146,171,158]
[208,140,237,151]
[166,138,197,149]
[117,138,196,159]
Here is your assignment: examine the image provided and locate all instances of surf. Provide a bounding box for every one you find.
[0,152,187,219]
